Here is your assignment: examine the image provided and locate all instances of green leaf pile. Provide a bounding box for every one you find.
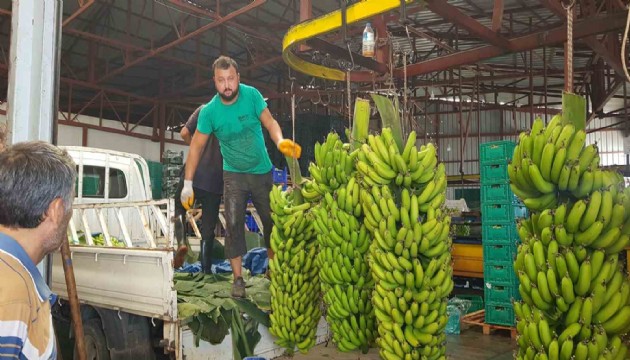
[174,272,271,360]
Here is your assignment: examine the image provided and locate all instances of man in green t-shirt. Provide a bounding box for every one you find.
[182,55,301,298]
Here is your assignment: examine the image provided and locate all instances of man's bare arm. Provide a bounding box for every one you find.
[185,131,209,180]
[181,127,192,145]
[259,108,284,146]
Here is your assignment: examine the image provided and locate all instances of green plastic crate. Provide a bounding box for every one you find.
[485,283,520,304]
[480,141,516,165]
[482,222,518,244]
[483,243,518,263]
[76,174,100,197]
[481,183,518,203]
[483,260,519,286]
[485,302,516,326]
[482,203,528,222]
[480,163,510,184]
[147,161,164,200]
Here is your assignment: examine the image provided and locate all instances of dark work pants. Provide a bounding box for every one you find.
[193,187,222,249]
[174,170,222,271]
[223,171,273,259]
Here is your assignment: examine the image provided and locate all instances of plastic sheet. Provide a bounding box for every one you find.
[445,297,473,335]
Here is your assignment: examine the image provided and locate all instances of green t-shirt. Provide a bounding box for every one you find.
[197,83,273,174]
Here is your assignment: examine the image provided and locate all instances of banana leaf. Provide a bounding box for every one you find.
[351,97,371,150]
[370,93,404,152]
[174,273,271,360]
[561,91,586,131]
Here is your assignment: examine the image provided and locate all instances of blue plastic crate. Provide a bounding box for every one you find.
[480,141,516,165]
[272,167,288,184]
[245,214,260,233]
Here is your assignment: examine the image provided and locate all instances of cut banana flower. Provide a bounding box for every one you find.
[511,115,630,360]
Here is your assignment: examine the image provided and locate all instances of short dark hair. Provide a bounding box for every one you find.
[212,56,239,75]
[0,141,76,228]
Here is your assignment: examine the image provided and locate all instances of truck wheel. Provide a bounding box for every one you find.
[77,318,111,360]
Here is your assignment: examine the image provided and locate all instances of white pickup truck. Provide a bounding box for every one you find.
[50,146,326,360]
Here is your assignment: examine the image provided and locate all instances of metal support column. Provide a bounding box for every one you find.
[6,0,62,144]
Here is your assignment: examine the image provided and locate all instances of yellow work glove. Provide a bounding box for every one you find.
[180,180,195,210]
[277,139,302,159]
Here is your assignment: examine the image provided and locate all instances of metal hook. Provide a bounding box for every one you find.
[346,42,355,71]
[561,0,575,9]
[312,90,322,105]
[320,93,330,106]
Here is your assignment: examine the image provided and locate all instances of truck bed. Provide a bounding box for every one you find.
[51,245,178,321]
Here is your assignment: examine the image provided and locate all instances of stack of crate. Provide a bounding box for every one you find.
[162,150,184,199]
[479,140,527,327]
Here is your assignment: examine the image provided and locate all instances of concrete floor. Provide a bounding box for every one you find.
[276,326,516,360]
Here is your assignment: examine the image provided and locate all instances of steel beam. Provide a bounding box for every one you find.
[425,0,511,49]
[492,0,505,32]
[168,0,280,45]
[97,0,266,84]
[587,77,624,122]
[413,67,588,86]
[63,0,95,28]
[305,38,389,73]
[401,12,627,77]
[538,0,627,79]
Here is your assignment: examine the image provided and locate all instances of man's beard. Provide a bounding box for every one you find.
[219,87,239,102]
[44,209,72,254]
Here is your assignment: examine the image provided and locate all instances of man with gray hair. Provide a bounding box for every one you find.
[0,141,76,359]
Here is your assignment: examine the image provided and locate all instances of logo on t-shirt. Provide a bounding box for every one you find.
[238,115,248,122]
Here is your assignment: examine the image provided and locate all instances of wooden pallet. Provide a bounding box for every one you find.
[461,310,517,339]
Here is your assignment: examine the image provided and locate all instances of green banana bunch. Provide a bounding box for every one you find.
[358,131,451,359]
[310,132,357,193]
[356,129,439,189]
[268,185,321,353]
[314,199,376,351]
[310,132,377,353]
[300,179,323,203]
[512,115,630,360]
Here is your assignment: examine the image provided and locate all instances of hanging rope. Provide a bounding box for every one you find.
[621,5,630,82]
[403,25,411,136]
[563,0,575,92]
[347,71,352,128]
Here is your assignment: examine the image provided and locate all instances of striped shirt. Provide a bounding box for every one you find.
[0,233,57,359]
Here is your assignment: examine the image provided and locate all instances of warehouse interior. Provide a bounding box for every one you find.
[0,0,629,359]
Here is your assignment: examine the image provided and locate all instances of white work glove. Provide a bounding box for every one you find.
[180,180,195,210]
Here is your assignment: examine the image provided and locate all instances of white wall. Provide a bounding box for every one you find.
[0,103,189,162]
[422,104,628,177]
